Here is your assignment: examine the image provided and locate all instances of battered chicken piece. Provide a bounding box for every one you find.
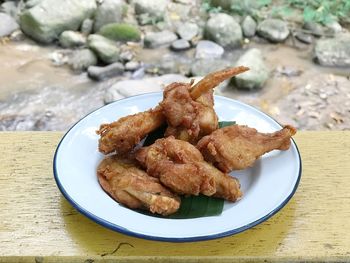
[97,156,180,216]
[136,136,242,202]
[97,106,164,155]
[197,125,297,173]
[161,66,249,143]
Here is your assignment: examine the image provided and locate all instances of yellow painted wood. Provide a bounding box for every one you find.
[0,131,350,262]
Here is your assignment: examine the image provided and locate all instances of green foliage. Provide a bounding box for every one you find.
[98,23,141,42]
[287,0,350,25]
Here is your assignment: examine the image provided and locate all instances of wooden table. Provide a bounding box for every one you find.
[1,131,349,262]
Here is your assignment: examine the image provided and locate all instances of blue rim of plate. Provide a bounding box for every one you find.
[53,92,302,243]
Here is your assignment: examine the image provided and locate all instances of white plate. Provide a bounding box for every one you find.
[54,92,301,242]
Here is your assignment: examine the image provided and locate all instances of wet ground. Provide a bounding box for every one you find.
[0,39,349,131]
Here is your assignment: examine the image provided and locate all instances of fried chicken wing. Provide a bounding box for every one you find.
[97,156,180,216]
[197,125,297,172]
[161,66,249,143]
[97,106,164,155]
[136,136,242,201]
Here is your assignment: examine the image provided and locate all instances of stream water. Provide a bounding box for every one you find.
[0,39,349,131]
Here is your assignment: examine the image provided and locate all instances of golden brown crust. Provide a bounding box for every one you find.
[136,136,242,202]
[97,156,180,216]
[197,125,297,173]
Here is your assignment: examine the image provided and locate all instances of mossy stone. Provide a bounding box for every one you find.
[99,23,141,42]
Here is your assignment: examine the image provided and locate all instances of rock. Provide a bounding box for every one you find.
[69,49,98,71]
[144,30,177,48]
[303,22,323,37]
[242,15,256,38]
[325,21,342,34]
[314,34,350,67]
[87,34,120,64]
[125,61,140,71]
[24,0,43,9]
[275,65,302,77]
[20,0,96,43]
[257,19,289,42]
[132,67,145,79]
[93,0,126,32]
[205,13,242,48]
[0,2,18,19]
[171,39,191,51]
[191,58,230,76]
[49,49,72,66]
[195,40,224,59]
[211,0,259,10]
[98,23,141,42]
[104,74,187,102]
[59,31,86,48]
[295,32,313,44]
[0,13,18,37]
[176,22,198,41]
[134,0,167,23]
[234,48,269,90]
[81,18,93,35]
[87,62,124,80]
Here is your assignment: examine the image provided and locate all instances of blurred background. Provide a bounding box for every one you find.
[0,0,349,131]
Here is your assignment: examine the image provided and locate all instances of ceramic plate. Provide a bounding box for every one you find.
[54,92,301,242]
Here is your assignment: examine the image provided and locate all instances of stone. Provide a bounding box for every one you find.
[19,0,96,43]
[81,18,93,35]
[257,19,289,42]
[24,0,43,9]
[134,0,167,23]
[104,74,187,103]
[176,22,198,41]
[87,62,124,80]
[171,39,191,51]
[59,31,86,48]
[314,34,350,67]
[87,34,120,64]
[93,0,126,32]
[191,58,230,76]
[303,22,323,37]
[295,32,313,44]
[98,23,141,42]
[144,30,178,48]
[325,21,342,34]
[205,13,242,48]
[69,49,98,71]
[242,15,256,38]
[125,61,140,71]
[195,40,224,59]
[211,0,259,10]
[0,13,18,37]
[234,48,269,90]
[0,2,18,19]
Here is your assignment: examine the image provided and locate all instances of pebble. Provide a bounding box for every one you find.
[195,40,224,59]
[125,61,140,71]
[176,22,198,41]
[171,39,191,51]
[87,62,124,80]
[295,32,313,44]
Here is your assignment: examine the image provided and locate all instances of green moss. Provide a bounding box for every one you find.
[98,23,141,42]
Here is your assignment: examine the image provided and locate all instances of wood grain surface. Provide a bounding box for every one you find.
[0,131,349,262]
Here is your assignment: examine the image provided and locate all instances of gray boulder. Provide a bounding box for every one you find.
[242,15,256,38]
[314,34,350,67]
[87,34,120,64]
[176,22,198,41]
[69,49,98,71]
[144,30,177,48]
[191,58,230,76]
[87,62,124,80]
[0,13,18,37]
[104,74,187,103]
[134,0,168,22]
[59,31,86,48]
[19,0,96,43]
[93,0,126,32]
[205,13,242,48]
[171,39,191,51]
[81,18,94,35]
[234,48,269,90]
[195,40,224,59]
[257,19,289,42]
